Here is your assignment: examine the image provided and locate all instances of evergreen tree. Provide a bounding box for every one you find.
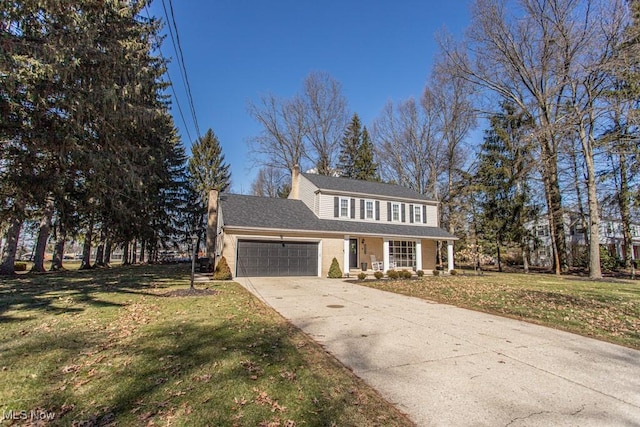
[187,128,231,249]
[354,127,379,181]
[338,114,362,178]
[188,128,231,203]
[473,104,534,272]
[337,114,378,181]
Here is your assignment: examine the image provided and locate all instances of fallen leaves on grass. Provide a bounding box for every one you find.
[253,388,287,413]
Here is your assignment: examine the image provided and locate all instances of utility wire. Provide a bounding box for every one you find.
[161,0,202,141]
[144,4,193,144]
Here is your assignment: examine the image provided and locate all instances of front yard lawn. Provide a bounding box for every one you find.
[362,272,640,350]
[0,264,413,426]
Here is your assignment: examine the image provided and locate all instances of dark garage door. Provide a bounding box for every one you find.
[236,240,318,277]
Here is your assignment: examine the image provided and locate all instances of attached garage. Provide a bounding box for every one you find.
[236,240,319,277]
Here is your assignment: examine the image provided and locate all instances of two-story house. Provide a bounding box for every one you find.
[208,167,457,278]
[528,211,640,267]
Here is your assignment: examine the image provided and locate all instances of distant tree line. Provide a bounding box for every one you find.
[248,0,640,279]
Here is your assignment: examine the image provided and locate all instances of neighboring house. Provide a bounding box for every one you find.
[529,212,640,267]
[208,167,457,278]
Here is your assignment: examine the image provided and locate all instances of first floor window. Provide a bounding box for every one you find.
[389,240,416,269]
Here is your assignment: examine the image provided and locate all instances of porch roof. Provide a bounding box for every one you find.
[220,194,456,240]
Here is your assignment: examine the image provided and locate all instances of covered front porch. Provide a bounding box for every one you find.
[342,235,455,275]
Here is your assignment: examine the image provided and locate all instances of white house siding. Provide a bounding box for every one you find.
[318,193,336,219]
[297,175,317,213]
[425,205,438,227]
[317,192,439,228]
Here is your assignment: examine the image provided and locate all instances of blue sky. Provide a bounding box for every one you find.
[148,1,472,193]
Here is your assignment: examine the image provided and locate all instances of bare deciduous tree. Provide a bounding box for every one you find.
[248,71,348,178]
[251,166,288,198]
[247,93,308,172]
[373,97,443,197]
[302,71,348,175]
[440,0,628,276]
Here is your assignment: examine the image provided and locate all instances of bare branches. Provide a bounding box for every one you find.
[247,71,348,177]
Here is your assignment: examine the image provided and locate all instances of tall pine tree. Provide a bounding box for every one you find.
[473,104,535,272]
[187,128,231,250]
[337,114,378,181]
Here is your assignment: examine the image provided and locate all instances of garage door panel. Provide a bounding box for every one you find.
[236,240,318,277]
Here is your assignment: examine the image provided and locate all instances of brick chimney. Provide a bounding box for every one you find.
[290,165,301,200]
[206,189,219,267]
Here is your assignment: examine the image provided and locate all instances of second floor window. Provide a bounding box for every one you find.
[414,205,421,223]
[366,200,374,219]
[340,198,350,218]
[392,203,400,221]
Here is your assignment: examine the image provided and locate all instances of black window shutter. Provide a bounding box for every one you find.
[401,204,406,222]
[409,204,414,223]
[334,197,339,218]
[387,202,392,221]
[423,205,427,223]
[375,201,380,220]
[350,198,356,219]
[360,199,365,219]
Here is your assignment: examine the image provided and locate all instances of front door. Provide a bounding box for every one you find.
[349,238,358,269]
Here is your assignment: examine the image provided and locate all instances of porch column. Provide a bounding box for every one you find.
[343,235,350,276]
[415,239,422,271]
[383,239,390,272]
[447,240,455,273]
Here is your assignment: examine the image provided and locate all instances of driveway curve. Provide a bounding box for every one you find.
[235,277,640,426]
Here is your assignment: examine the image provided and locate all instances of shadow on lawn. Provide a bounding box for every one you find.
[0,264,190,321]
[6,315,366,426]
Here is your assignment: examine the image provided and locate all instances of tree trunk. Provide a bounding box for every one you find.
[578,124,602,279]
[540,139,567,275]
[50,223,66,271]
[522,245,529,273]
[132,240,137,264]
[94,241,105,267]
[140,240,146,264]
[496,243,502,273]
[104,238,112,267]
[80,219,94,270]
[31,196,55,272]
[0,217,23,275]
[123,241,130,265]
[617,147,633,270]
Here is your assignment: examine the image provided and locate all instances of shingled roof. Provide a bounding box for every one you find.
[219,194,456,240]
[301,173,434,202]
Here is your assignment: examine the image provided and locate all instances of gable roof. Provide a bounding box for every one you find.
[220,194,456,240]
[301,173,434,202]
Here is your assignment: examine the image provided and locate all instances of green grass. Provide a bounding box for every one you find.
[0,265,413,426]
[361,272,640,350]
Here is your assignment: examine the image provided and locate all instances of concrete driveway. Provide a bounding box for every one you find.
[235,276,640,426]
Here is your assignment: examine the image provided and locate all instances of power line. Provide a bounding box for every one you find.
[161,0,202,142]
[144,4,193,144]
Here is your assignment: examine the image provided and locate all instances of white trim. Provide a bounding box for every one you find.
[317,240,323,276]
[383,239,390,271]
[223,226,459,241]
[447,240,455,272]
[319,189,439,205]
[416,239,422,271]
[343,235,350,277]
